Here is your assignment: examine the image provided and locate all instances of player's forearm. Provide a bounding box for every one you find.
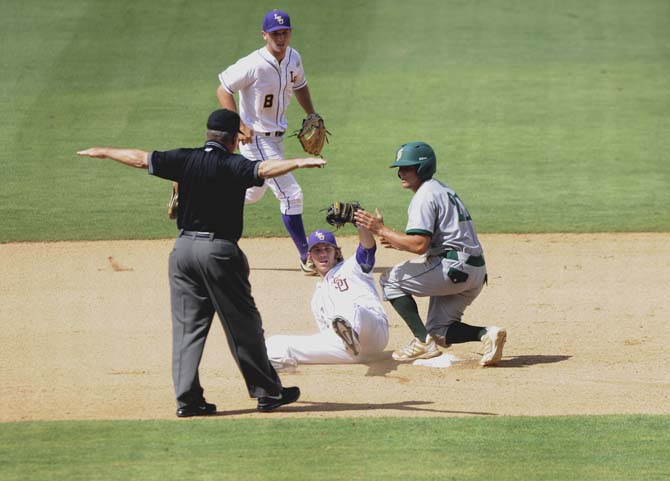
[378,227,429,255]
[294,86,315,115]
[357,225,376,250]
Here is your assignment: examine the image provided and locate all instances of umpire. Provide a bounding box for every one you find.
[77,109,326,416]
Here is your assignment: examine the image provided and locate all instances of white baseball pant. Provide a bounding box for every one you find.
[266,306,389,367]
[240,135,303,215]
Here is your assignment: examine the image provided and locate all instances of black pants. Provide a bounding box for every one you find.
[168,235,282,407]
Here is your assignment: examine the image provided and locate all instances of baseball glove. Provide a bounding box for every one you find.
[325,201,362,229]
[167,182,178,219]
[294,113,330,156]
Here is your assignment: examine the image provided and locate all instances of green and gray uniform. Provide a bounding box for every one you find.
[380,178,487,344]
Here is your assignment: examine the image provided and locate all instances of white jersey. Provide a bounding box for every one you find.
[406,178,483,257]
[266,250,389,366]
[311,255,387,333]
[218,46,307,133]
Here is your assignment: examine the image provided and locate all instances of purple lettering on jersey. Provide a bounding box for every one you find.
[333,277,349,292]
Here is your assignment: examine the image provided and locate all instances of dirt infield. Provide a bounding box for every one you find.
[1,233,669,422]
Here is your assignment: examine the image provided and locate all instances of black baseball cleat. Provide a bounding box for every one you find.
[257,387,301,412]
[176,402,217,418]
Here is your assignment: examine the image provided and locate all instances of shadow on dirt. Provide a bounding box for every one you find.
[217,400,497,416]
[496,354,572,368]
[358,353,573,375]
[361,352,399,377]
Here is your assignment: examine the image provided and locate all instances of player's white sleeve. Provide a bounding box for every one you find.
[291,50,307,90]
[218,56,254,94]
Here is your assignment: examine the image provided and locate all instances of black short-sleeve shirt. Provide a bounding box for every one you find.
[149,141,263,241]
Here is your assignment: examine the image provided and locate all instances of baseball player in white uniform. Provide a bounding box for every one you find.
[266,228,389,368]
[355,141,507,366]
[216,9,320,274]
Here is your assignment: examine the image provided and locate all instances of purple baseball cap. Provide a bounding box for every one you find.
[307,229,338,251]
[262,9,292,32]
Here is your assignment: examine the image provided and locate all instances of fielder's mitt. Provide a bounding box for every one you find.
[294,113,330,156]
[325,201,361,229]
[167,182,178,219]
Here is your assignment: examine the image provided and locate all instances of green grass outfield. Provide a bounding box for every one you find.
[1,0,669,479]
[1,0,669,242]
[2,416,669,481]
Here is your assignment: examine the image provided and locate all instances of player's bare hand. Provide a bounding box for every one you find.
[354,209,385,235]
[239,124,253,144]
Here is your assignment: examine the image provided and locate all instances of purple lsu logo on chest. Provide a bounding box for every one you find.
[332,276,349,292]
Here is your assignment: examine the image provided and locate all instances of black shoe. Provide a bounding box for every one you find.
[176,401,217,418]
[257,387,300,412]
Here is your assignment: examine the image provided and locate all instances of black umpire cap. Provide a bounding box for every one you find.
[207,109,243,134]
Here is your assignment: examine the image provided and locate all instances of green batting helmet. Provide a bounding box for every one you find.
[390,141,436,181]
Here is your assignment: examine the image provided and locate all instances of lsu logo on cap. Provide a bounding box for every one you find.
[308,229,337,250]
[274,13,285,24]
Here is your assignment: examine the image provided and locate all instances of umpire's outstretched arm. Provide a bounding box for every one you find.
[77,147,149,169]
[257,157,325,179]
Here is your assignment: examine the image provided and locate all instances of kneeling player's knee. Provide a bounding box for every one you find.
[379,271,392,290]
[380,276,403,300]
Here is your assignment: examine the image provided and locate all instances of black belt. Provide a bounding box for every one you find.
[179,230,236,242]
[260,131,284,137]
[442,250,485,267]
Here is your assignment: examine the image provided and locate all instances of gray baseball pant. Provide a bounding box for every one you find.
[168,235,282,408]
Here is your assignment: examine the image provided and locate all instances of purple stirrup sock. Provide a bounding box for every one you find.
[282,214,309,261]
